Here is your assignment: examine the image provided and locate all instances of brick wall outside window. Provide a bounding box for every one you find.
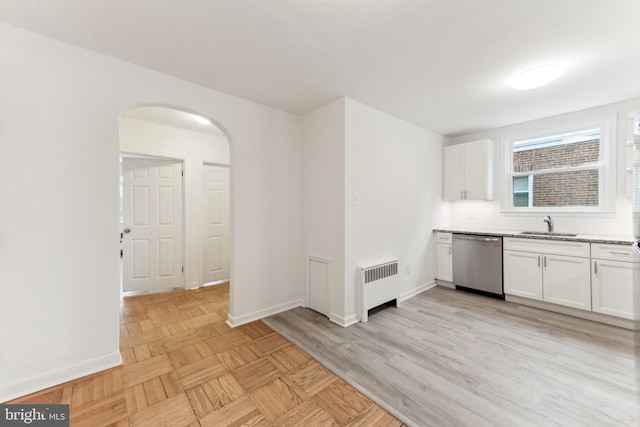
[513,139,599,206]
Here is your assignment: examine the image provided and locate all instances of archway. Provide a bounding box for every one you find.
[117,105,232,302]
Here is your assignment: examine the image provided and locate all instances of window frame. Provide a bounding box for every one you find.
[502,116,616,213]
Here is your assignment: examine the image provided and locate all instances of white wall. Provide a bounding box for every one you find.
[301,98,346,323]
[0,22,303,401]
[301,97,448,325]
[344,98,448,322]
[119,116,230,289]
[447,98,640,236]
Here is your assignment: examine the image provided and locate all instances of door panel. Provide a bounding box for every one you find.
[208,191,223,224]
[203,165,230,284]
[123,158,183,291]
[158,187,175,224]
[504,250,542,300]
[207,236,223,271]
[133,187,149,224]
[592,259,636,319]
[543,254,591,310]
[443,144,463,201]
[435,243,452,282]
[133,239,149,279]
[158,238,175,277]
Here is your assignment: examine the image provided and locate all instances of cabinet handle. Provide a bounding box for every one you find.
[594,261,598,274]
[460,190,464,199]
[449,246,452,255]
[543,256,547,268]
[537,255,540,267]
[464,190,468,199]
[608,251,630,257]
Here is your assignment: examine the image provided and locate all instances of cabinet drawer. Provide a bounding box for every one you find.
[503,237,590,257]
[435,232,453,244]
[591,243,638,262]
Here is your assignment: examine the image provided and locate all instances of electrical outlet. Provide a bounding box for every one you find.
[352,194,359,206]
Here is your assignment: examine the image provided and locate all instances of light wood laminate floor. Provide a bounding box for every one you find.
[264,286,640,427]
[7,283,402,426]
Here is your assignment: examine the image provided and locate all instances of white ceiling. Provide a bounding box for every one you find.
[1,0,639,136]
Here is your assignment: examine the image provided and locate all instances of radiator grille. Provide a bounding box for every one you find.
[362,260,398,284]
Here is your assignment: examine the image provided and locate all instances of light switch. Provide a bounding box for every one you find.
[352,195,359,206]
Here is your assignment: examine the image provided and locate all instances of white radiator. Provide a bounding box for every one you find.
[358,259,399,322]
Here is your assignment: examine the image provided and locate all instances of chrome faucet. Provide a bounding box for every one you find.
[543,215,553,233]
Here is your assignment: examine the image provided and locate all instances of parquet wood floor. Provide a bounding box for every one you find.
[7,283,402,427]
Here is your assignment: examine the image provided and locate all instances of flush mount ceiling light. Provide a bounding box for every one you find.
[508,62,567,90]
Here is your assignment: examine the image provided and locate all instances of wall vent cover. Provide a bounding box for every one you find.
[362,261,398,284]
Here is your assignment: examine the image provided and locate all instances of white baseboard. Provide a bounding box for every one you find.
[331,282,437,327]
[202,279,230,287]
[0,351,122,403]
[226,299,305,328]
[329,312,359,327]
[399,281,436,302]
[506,295,639,330]
[435,279,455,289]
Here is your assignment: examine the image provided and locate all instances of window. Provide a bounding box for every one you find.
[504,118,615,212]
[513,175,532,207]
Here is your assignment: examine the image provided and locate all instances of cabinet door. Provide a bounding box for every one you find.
[592,259,636,319]
[463,140,493,200]
[504,250,542,300]
[436,243,453,282]
[543,254,591,310]
[443,144,464,201]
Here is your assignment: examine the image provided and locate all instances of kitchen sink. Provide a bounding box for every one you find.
[518,231,577,237]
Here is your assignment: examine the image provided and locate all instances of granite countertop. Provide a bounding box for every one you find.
[433,227,635,245]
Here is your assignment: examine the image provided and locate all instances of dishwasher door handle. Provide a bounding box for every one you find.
[454,235,500,242]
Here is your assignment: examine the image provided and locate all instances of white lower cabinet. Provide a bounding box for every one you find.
[503,238,591,310]
[503,250,542,300]
[436,243,453,282]
[435,232,453,282]
[591,243,639,320]
[543,254,591,310]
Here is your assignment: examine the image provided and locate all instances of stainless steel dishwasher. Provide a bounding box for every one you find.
[452,234,503,297]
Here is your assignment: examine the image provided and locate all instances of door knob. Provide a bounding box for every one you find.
[123,228,131,234]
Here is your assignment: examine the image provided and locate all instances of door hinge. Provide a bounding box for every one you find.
[181,266,184,273]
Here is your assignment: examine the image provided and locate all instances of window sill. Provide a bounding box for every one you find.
[500,208,617,218]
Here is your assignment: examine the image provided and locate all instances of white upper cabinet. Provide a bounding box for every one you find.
[443,144,464,201]
[443,139,493,201]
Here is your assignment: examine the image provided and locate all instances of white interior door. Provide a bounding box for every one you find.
[203,164,230,284]
[122,158,183,292]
